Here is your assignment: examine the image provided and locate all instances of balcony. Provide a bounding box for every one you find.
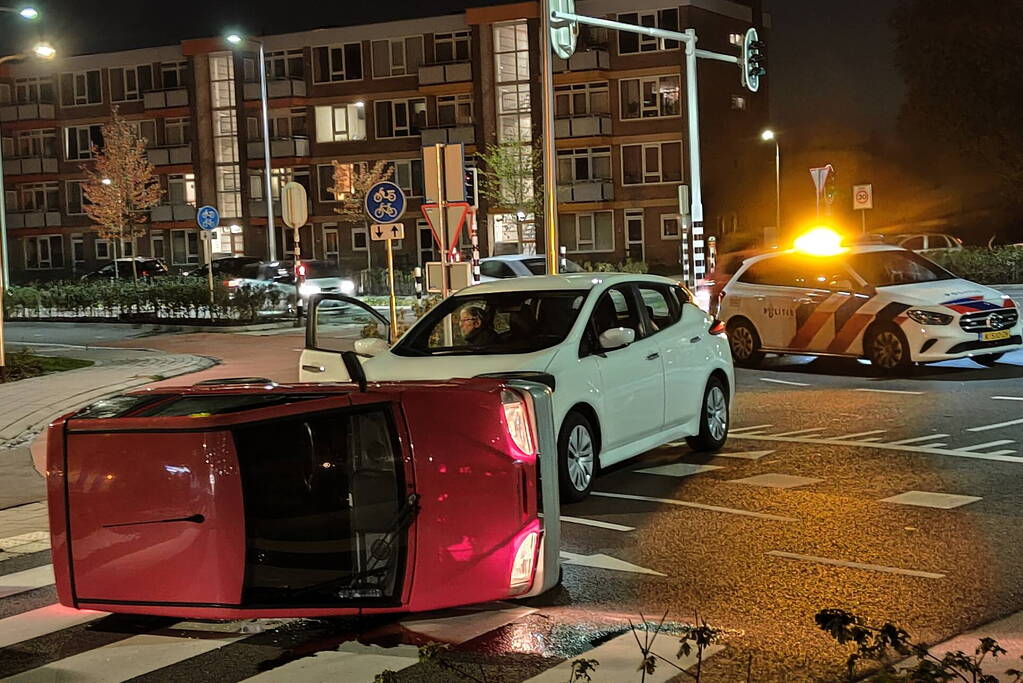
[557,180,613,203]
[246,137,310,159]
[249,199,281,218]
[150,204,197,222]
[420,124,475,146]
[555,114,612,138]
[146,145,192,166]
[243,78,307,100]
[418,61,472,85]
[5,210,62,229]
[553,49,610,72]
[143,88,189,109]
[3,156,59,175]
[0,103,57,122]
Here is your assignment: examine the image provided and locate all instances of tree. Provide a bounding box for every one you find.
[330,160,394,270]
[891,1,1023,206]
[477,140,544,252]
[81,107,163,279]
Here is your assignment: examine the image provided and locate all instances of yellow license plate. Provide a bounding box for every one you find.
[982,329,1011,342]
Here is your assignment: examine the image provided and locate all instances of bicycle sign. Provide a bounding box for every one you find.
[364,181,406,224]
[196,205,220,231]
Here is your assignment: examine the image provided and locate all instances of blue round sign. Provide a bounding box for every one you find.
[196,205,220,231]
[364,182,406,224]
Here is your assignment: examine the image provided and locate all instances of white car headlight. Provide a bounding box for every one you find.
[907,309,953,325]
[298,282,321,297]
[339,279,356,296]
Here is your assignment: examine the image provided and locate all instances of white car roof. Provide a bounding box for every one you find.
[480,254,547,262]
[452,272,679,295]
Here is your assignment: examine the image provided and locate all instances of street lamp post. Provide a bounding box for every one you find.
[226,34,276,262]
[761,129,780,241]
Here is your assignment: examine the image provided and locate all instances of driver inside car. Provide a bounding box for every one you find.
[458,305,500,347]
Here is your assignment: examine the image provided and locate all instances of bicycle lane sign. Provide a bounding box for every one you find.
[364,181,406,224]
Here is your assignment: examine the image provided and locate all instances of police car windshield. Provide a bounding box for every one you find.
[846,250,955,287]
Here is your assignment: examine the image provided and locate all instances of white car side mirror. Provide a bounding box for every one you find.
[598,327,635,351]
[354,337,389,357]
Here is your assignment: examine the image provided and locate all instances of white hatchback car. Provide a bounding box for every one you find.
[478,254,583,282]
[300,274,735,501]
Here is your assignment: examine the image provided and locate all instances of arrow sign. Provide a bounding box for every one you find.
[560,551,666,577]
[371,223,404,241]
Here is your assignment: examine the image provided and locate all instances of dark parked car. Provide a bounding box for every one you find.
[81,258,168,281]
[184,256,263,281]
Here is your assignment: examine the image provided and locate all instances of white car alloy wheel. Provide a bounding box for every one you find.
[706,385,728,442]
[567,425,594,492]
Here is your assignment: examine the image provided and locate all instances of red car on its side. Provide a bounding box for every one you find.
[45,375,560,619]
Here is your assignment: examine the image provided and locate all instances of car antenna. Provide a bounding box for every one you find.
[341,351,367,392]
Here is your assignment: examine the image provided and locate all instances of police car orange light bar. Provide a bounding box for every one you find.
[794,227,845,256]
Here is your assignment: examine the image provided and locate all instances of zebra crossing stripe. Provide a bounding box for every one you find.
[0,604,108,649]
[0,564,53,599]
[243,642,420,683]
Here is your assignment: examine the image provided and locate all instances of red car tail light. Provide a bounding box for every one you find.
[509,529,538,593]
[501,389,536,456]
[709,319,727,336]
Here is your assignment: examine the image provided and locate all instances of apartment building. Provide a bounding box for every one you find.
[0,0,769,284]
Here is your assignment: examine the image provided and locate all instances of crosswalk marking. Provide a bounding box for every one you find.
[730,432,1023,463]
[759,377,810,386]
[767,551,945,579]
[769,427,825,437]
[833,430,887,440]
[992,396,1023,401]
[855,388,923,395]
[593,491,798,523]
[561,551,665,577]
[728,424,772,433]
[727,473,822,489]
[968,418,1023,432]
[0,604,109,649]
[558,515,635,532]
[637,463,723,478]
[401,606,537,643]
[0,564,53,599]
[959,440,1014,452]
[880,491,982,509]
[243,643,420,682]
[887,434,949,445]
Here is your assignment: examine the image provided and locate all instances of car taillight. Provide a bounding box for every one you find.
[709,319,727,336]
[509,530,538,593]
[501,389,536,456]
[226,279,243,288]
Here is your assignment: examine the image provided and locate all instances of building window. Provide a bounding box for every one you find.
[109,65,154,102]
[494,22,532,143]
[625,209,644,260]
[619,75,681,119]
[161,61,188,89]
[388,159,424,197]
[20,182,60,211]
[71,234,85,264]
[120,238,136,257]
[25,235,64,270]
[151,231,165,259]
[170,229,199,265]
[265,49,304,80]
[621,141,683,185]
[252,108,307,140]
[66,180,90,215]
[209,53,242,219]
[250,166,310,201]
[730,94,747,111]
[314,103,366,142]
[555,82,609,118]
[559,212,614,252]
[167,173,196,205]
[95,239,112,260]
[312,43,363,83]
[557,147,611,183]
[15,76,55,104]
[437,94,473,126]
[317,162,363,203]
[661,214,681,239]
[375,98,427,138]
[127,120,157,148]
[434,31,471,63]
[65,125,104,160]
[371,36,424,78]
[165,117,191,146]
[14,128,57,158]
[323,226,340,261]
[352,225,368,251]
[616,9,679,54]
[60,70,102,106]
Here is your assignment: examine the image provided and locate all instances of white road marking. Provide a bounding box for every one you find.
[860,437,884,442]
[727,473,823,489]
[834,430,887,440]
[958,440,1015,452]
[637,463,723,478]
[880,491,982,509]
[243,643,420,682]
[711,450,775,460]
[525,630,723,682]
[983,449,1018,456]
[593,491,798,523]
[759,377,810,387]
[992,396,1023,401]
[968,418,1023,432]
[560,551,665,577]
[900,609,1023,679]
[887,434,950,445]
[855,388,924,395]
[0,604,109,649]
[729,432,1023,463]
[766,551,945,579]
[558,515,635,532]
[401,606,537,643]
[770,427,826,437]
[729,424,773,433]
[0,564,54,599]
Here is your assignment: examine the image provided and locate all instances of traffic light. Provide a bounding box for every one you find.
[740,27,766,93]
[464,167,479,209]
[824,167,836,206]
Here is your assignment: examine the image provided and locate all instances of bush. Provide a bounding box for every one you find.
[928,247,1023,284]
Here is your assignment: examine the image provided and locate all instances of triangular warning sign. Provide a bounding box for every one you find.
[421,203,470,251]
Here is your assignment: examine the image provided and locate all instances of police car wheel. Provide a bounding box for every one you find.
[973,353,1004,367]
[866,324,911,373]
[686,376,729,452]
[727,318,764,366]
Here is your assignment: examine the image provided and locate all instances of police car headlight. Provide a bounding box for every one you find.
[907,309,953,325]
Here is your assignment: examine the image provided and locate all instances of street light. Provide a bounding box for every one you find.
[761,129,780,239]
[225,32,276,261]
[0,6,38,19]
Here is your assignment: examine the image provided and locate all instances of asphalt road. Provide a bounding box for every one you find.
[2,333,1022,680]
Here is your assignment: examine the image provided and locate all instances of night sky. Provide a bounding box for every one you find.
[2,0,904,147]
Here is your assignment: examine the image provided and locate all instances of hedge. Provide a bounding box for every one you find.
[928,247,1023,284]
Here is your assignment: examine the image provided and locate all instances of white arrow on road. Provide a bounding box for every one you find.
[560,551,665,576]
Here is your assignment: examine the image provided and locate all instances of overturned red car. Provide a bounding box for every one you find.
[45,374,560,619]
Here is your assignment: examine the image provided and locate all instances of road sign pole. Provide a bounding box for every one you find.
[386,239,398,340]
[206,237,215,319]
[541,0,559,274]
[684,29,706,283]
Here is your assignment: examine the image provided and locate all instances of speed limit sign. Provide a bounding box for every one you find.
[853,183,873,210]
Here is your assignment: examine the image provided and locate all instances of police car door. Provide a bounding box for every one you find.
[787,258,864,354]
[733,255,801,349]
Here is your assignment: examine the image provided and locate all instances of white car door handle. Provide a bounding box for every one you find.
[302,364,325,373]
[646,352,660,361]
[690,336,702,344]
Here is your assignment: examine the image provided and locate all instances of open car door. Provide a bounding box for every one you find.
[301,293,391,383]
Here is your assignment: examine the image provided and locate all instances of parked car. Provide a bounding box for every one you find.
[892,233,963,255]
[80,257,168,280]
[220,260,356,300]
[479,254,583,281]
[45,376,560,618]
[184,256,263,281]
[719,242,1021,371]
[301,273,735,502]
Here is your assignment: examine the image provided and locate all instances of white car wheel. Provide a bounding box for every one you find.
[686,377,729,452]
[558,413,597,503]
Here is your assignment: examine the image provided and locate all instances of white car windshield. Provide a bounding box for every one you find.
[846,250,955,287]
[393,290,588,356]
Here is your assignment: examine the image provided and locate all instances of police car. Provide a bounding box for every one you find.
[719,230,1021,372]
